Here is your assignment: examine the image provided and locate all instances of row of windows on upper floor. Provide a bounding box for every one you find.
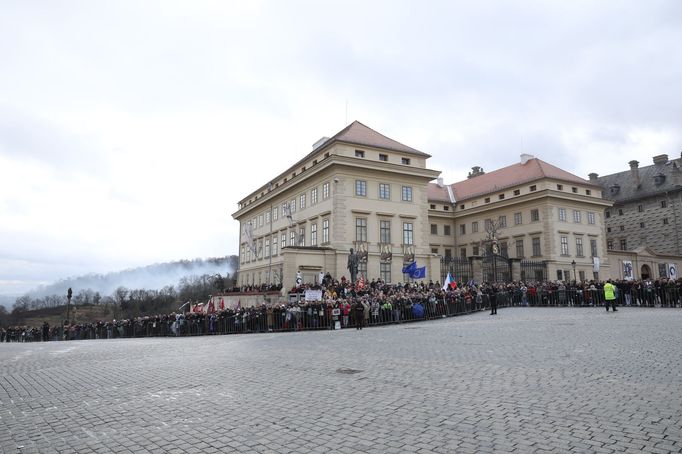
[436,236,599,259]
[240,152,334,209]
[247,180,417,231]
[606,218,670,233]
[242,219,419,264]
[241,219,330,264]
[456,209,597,235]
[354,149,411,166]
[607,239,628,251]
[458,183,597,210]
[240,149,415,209]
[605,200,669,218]
[354,180,414,201]
[247,182,332,231]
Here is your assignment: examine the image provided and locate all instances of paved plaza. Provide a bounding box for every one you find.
[1,308,681,454]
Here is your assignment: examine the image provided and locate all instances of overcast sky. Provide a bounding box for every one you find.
[1,0,681,297]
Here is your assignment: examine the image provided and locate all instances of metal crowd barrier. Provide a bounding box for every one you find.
[3,286,680,342]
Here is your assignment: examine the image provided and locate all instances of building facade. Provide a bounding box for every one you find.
[232,121,441,288]
[429,156,613,282]
[233,122,614,289]
[592,153,682,280]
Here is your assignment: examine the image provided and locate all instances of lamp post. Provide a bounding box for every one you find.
[571,260,577,283]
[267,182,274,290]
[66,287,72,324]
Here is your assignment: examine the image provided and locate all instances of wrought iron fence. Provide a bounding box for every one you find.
[520,260,548,282]
[440,256,472,283]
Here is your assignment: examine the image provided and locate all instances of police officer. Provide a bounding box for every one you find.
[604,280,618,312]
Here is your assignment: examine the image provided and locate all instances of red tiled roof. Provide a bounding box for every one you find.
[451,158,594,201]
[327,121,429,157]
[427,183,451,202]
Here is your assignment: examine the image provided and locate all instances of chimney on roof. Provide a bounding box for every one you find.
[312,137,330,151]
[629,160,640,187]
[520,154,535,165]
[653,154,669,166]
[437,177,444,187]
[588,172,599,182]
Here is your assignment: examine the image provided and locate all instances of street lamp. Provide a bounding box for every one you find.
[66,287,72,325]
[571,260,577,283]
[267,182,274,290]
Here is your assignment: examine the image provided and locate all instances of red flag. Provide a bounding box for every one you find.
[220,298,225,310]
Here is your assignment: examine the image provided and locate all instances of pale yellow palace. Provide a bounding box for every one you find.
[232,121,619,288]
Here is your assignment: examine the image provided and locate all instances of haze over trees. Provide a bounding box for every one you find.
[8,256,239,321]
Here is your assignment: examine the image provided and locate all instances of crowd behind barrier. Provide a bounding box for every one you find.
[2,278,681,343]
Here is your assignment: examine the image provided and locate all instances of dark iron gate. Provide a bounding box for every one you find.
[482,254,511,283]
[440,256,472,284]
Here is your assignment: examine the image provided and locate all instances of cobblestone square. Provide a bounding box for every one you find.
[1,308,681,453]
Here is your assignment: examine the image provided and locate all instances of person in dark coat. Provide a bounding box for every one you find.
[353,299,365,330]
[489,285,498,315]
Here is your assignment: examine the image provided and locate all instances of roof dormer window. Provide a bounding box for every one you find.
[654,173,666,186]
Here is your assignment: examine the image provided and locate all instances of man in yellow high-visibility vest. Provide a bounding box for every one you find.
[604,280,618,312]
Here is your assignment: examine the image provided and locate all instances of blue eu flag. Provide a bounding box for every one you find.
[410,266,426,279]
[402,262,417,274]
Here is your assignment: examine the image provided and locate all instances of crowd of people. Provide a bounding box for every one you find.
[2,276,681,343]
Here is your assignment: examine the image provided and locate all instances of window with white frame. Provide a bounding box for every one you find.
[290,231,296,246]
[576,237,584,256]
[573,210,581,223]
[322,219,329,243]
[311,188,318,205]
[560,236,569,255]
[265,211,270,224]
[559,208,566,221]
[379,183,390,200]
[531,209,540,222]
[380,220,391,243]
[532,237,541,256]
[380,262,391,283]
[322,182,330,199]
[514,212,522,225]
[587,212,595,224]
[403,222,413,245]
[265,239,270,258]
[272,206,278,221]
[356,218,367,241]
[355,180,367,197]
[310,224,317,246]
[300,194,306,210]
[290,199,296,213]
[516,239,524,258]
[401,186,413,202]
[281,233,286,249]
[272,235,278,256]
[298,227,305,246]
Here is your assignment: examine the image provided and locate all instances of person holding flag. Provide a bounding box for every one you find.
[442,273,457,291]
